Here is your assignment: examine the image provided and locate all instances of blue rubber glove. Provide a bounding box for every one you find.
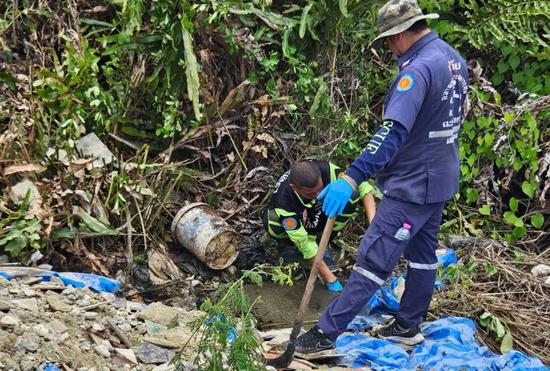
[317,178,353,218]
[327,278,343,292]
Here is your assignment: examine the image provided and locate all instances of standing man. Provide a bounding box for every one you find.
[294,0,468,351]
[264,160,376,292]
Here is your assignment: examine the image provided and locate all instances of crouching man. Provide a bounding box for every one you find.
[264,160,376,292]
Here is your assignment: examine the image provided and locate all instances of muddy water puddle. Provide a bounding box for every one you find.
[244,279,341,328]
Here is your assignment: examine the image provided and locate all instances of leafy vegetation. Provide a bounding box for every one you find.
[0,0,549,362]
[173,264,297,371]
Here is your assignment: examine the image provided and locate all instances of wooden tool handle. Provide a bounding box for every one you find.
[288,217,336,341]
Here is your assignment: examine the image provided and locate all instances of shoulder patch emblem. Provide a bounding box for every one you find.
[396,74,414,92]
[282,217,298,231]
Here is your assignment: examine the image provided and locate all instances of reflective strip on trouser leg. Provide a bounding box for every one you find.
[318,269,381,341]
[408,261,439,270]
[353,265,385,286]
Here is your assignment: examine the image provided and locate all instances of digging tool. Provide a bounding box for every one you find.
[266,217,336,369]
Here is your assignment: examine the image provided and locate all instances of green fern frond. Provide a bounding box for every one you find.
[465,0,550,49]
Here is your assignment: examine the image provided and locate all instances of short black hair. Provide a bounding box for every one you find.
[289,161,321,188]
[407,19,428,33]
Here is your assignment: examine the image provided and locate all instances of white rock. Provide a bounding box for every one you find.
[15,333,40,352]
[20,354,37,371]
[13,298,39,312]
[59,331,70,342]
[0,315,20,327]
[91,323,105,332]
[62,286,78,296]
[75,132,114,168]
[126,301,146,312]
[546,276,550,285]
[94,344,111,358]
[21,287,37,297]
[101,292,116,302]
[9,179,42,215]
[114,348,138,365]
[80,294,92,305]
[191,280,200,287]
[48,319,69,334]
[83,311,99,319]
[101,339,113,352]
[137,302,184,326]
[118,323,132,332]
[70,307,82,316]
[531,264,550,277]
[32,323,50,337]
[152,363,176,371]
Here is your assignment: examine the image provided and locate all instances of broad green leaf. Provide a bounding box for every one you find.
[479,204,491,216]
[282,28,292,58]
[309,82,327,117]
[509,197,518,212]
[77,207,121,236]
[5,237,27,257]
[512,226,526,238]
[509,54,520,70]
[299,4,313,39]
[182,24,202,121]
[500,332,513,353]
[521,180,536,199]
[503,112,514,123]
[78,18,114,28]
[531,213,544,229]
[480,312,492,320]
[338,0,349,17]
[52,227,76,239]
[503,211,521,226]
[466,188,479,204]
[479,312,491,326]
[484,263,498,277]
[495,318,506,338]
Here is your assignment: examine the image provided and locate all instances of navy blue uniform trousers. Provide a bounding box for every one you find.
[318,196,445,341]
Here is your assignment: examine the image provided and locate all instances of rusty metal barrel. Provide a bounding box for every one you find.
[170,203,241,270]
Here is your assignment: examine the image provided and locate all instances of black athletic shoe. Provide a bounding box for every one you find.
[323,250,338,272]
[377,320,425,346]
[294,325,335,354]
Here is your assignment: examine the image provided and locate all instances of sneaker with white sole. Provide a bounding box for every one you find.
[294,325,335,354]
[377,320,425,346]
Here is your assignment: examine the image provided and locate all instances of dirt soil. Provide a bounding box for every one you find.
[245,278,342,328]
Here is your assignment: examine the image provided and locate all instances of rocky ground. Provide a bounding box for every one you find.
[0,274,205,371]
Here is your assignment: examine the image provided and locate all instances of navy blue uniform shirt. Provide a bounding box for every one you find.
[376,32,469,204]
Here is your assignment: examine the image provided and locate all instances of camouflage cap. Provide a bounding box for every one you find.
[373,0,439,42]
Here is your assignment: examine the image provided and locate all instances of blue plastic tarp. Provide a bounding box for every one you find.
[0,272,13,280]
[338,248,548,370]
[337,317,549,370]
[36,272,120,293]
[0,269,120,293]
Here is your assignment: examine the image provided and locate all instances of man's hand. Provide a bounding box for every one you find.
[317,178,353,218]
[327,278,343,292]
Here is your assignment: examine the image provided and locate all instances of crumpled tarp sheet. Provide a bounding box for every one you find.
[337,248,549,370]
[337,317,549,370]
[0,270,120,293]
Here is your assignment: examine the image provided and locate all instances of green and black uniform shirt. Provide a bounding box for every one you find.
[265,160,373,260]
